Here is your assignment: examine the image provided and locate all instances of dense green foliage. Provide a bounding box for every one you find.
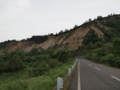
[77,38,120,68]
[58,50,68,62]
[83,28,101,45]
[6,55,25,72]
[0,61,74,90]
[0,14,120,90]
[96,15,120,41]
[77,15,120,68]
[0,40,17,50]
[0,48,75,90]
[28,36,48,44]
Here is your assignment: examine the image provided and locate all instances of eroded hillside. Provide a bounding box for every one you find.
[0,14,120,54]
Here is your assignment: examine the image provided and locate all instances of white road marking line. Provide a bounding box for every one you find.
[78,60,81,90]
[89,64,91,66]
[111,76,120,82]
[94,67,100,71]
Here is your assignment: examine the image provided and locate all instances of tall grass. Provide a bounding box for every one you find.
[0,58,75,90]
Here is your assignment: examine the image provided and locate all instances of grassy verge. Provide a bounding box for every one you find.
[0,58,75,90]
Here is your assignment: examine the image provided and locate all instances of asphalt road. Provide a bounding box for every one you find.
[68,58,120,90]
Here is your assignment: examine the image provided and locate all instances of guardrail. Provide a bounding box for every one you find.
[53,59,78,90]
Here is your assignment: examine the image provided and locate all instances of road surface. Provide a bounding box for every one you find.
[68,58,120,90]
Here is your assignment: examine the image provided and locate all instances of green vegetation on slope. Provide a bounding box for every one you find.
[0,13,120,90]
[76,14,120,68]
[82,28,102,45]
[84,38,120,68]
[0,48,75,90]
[28,36,48,44]
[0,40,17,50]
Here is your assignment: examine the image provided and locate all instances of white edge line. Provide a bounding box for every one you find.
[94,67,100,71]
[111,76,120,81]
[78,60,81,90]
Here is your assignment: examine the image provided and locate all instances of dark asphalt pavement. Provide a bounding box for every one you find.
[68,58,120,90]
[67,62,78,90]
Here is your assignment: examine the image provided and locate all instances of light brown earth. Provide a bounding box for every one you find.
[0,22,105,54]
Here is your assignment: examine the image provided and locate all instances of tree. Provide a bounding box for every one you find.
[113,38,120,55]
[86,42,94,50]
[0,58,5,73]
[82,28,101,45]
[6,55,25,72]
[59,30,63,35]
[49,59,60,68]
[58,50,68,63]
[30,62,49,76]
[49,33,54,35]
[97,16,103,20]
[88,18,92,22]
[27,48,40,56]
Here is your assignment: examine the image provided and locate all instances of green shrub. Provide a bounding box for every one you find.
[91,53,99,62]
[82,28,101,45]
[85,54,91,60]
[49,59,61,69]
[100,53,114,65]
[29,36,48,44]
[114,56,120,68]
[4,80,28,90]
[28,76,54,90]
[0,62,5,73]
[30,63,49,76]
[94,42,102,48]
[6,55,25,72]
[0,58,75,90]
[58,50,68,63]
[113,38,120,55]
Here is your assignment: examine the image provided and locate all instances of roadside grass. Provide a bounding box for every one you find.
[0,58,75,90]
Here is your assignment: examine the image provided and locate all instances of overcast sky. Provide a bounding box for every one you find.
[0,0,120,42]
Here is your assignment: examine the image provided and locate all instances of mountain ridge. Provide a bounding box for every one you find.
[0,14,120,54]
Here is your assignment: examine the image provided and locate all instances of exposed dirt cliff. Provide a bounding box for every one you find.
[0,14,120,54]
